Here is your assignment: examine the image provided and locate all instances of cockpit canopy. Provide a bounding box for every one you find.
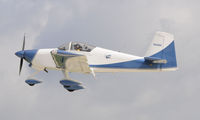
[58,42,96,52]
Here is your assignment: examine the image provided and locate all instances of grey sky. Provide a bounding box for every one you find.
[0,0,200,120]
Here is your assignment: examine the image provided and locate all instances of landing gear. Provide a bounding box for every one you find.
[25,70,42,86]
[60,71,84,92]
[68,89,74,92]
[25,79,42,86]
[28,84,35,86]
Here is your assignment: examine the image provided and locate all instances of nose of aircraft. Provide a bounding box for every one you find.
[15,50,38,63]
[15,51,24,58]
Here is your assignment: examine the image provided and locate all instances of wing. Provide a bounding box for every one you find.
[51,50,91,92]
[65,55,91,73]
[51,50,91,73]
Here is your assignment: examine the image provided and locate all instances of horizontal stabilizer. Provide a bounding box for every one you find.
[144,57,167,64]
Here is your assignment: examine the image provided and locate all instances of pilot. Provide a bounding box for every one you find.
[74,44,82,51]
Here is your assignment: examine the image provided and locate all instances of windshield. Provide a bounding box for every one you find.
[58,43,69,51]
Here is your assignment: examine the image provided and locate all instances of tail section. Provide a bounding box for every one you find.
[145,32,177,70]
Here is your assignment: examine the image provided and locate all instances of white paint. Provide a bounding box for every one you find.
[70,47,142,65]
[145,32,174,57]
[92,67,178,72]
[29,32,176,73]
[32,49,57,70]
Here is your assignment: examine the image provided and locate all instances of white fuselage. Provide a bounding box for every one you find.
[31,49,57,70]
[30,47,174,73]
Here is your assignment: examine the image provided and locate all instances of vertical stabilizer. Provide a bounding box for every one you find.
[145,32,177,70]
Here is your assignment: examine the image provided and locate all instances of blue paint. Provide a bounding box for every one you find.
[89,41,177,69]
[15,51,25,58]
[15,49,38,63]
[64,85,84,91]
[24,49,38,63]
[60,80,81,86]
[25,79,41,85]
[150,41,177,68]
[57,50,81,56]
[89,58,161,69]
[60,79,84,91]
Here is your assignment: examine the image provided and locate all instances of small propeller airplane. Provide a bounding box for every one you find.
[15,32,177,92]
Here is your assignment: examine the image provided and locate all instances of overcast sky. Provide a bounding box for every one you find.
[0,0,200,120]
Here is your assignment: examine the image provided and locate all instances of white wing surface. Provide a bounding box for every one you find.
[51,50,91,73]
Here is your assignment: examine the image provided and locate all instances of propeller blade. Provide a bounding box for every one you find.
[18,33,26,75]
[22,34,25,51]
[19,58,23,75]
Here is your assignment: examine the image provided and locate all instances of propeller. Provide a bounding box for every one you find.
[19,34,26,75]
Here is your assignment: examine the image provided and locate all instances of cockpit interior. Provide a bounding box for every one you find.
[58,42,95,52]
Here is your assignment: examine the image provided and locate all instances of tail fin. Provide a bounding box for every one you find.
[145,32,177,70]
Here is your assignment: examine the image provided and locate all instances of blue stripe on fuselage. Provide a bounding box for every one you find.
[89,41,176,69]
[57,50,82,56]
[89,58,161,69]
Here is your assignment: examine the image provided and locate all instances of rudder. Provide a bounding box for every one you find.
[145,32,177,70]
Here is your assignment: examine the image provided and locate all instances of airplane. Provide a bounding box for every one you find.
[15,32,177,92]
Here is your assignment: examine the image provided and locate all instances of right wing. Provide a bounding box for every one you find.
[51,50,91,73]
[51,50,89,92]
